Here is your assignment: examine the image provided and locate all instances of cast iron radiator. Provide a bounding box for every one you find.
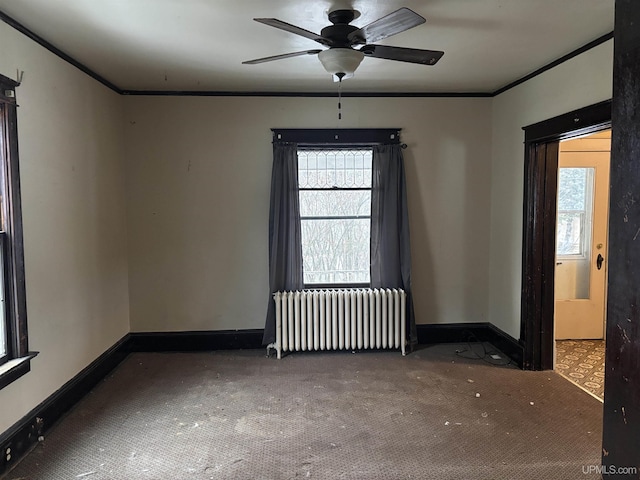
[268,289,406,359]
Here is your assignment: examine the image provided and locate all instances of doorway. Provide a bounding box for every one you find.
[553,130,610,401]
[520,100,611,371]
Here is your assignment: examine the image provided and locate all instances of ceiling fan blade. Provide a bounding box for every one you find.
[242,50,322,65]
[253,18,331,46]
[361,45,444,65]
[348,8,425,44]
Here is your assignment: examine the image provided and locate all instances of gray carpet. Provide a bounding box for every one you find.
[4,345,603,479]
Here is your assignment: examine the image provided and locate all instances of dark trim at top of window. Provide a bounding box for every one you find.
[272,128,402,145]
[0,74,19,106]
[0,73,19,89]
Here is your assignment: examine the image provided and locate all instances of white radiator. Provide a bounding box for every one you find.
[268,288,406,359]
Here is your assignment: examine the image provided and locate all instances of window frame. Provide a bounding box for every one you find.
[272,128,402,290]
[298,147,373,288]
[555,166,595,260]
[0,73,35,390]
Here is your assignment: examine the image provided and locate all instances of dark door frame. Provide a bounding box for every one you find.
[520,99,612,370]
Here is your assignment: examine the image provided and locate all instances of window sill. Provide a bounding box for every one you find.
[0,352,38,391]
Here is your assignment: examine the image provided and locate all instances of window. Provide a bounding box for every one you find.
[298,149,372,286]
[0,99,11,365]
[556,167,595,258]
[0,74,34,389]
[264,128,415,347]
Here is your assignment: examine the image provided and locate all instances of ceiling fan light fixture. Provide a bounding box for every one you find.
[318,48,364,78]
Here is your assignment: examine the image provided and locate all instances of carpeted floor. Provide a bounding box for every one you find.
[555,340,605,401]
[4,345,604,480]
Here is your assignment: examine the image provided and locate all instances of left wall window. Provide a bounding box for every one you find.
[0,73,35,389]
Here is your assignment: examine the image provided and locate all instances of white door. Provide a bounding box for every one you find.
[555,135,610,340]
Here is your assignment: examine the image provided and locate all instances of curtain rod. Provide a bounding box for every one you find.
[271,128,404,147]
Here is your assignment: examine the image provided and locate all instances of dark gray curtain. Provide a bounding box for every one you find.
[263,143,304,345]
[370,144,417,345]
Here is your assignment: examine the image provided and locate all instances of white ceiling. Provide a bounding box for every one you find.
[0,0,614,93]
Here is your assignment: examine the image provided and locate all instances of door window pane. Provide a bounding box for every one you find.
[556,212,585,256]
[556,167,594,299]
[558,168,588,211]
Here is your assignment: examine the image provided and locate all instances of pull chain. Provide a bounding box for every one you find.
[338,77,342,120]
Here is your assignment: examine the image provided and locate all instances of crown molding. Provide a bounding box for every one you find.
[0,10,612,99]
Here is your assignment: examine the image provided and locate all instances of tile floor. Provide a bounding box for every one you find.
[555,339,605,401]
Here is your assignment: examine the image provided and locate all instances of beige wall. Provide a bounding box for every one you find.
[0,22,130,433]
[123,96,493,332]
[489,40,613,339]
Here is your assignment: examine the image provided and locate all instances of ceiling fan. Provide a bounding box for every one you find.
[242,7,444,81]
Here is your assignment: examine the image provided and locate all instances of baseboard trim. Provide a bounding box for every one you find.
[417,322,488,344]
[128,327,524,366]
[128,329,264,352]
[484,324,524,368]
[0,334,131,476]
[416,322,524,368]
